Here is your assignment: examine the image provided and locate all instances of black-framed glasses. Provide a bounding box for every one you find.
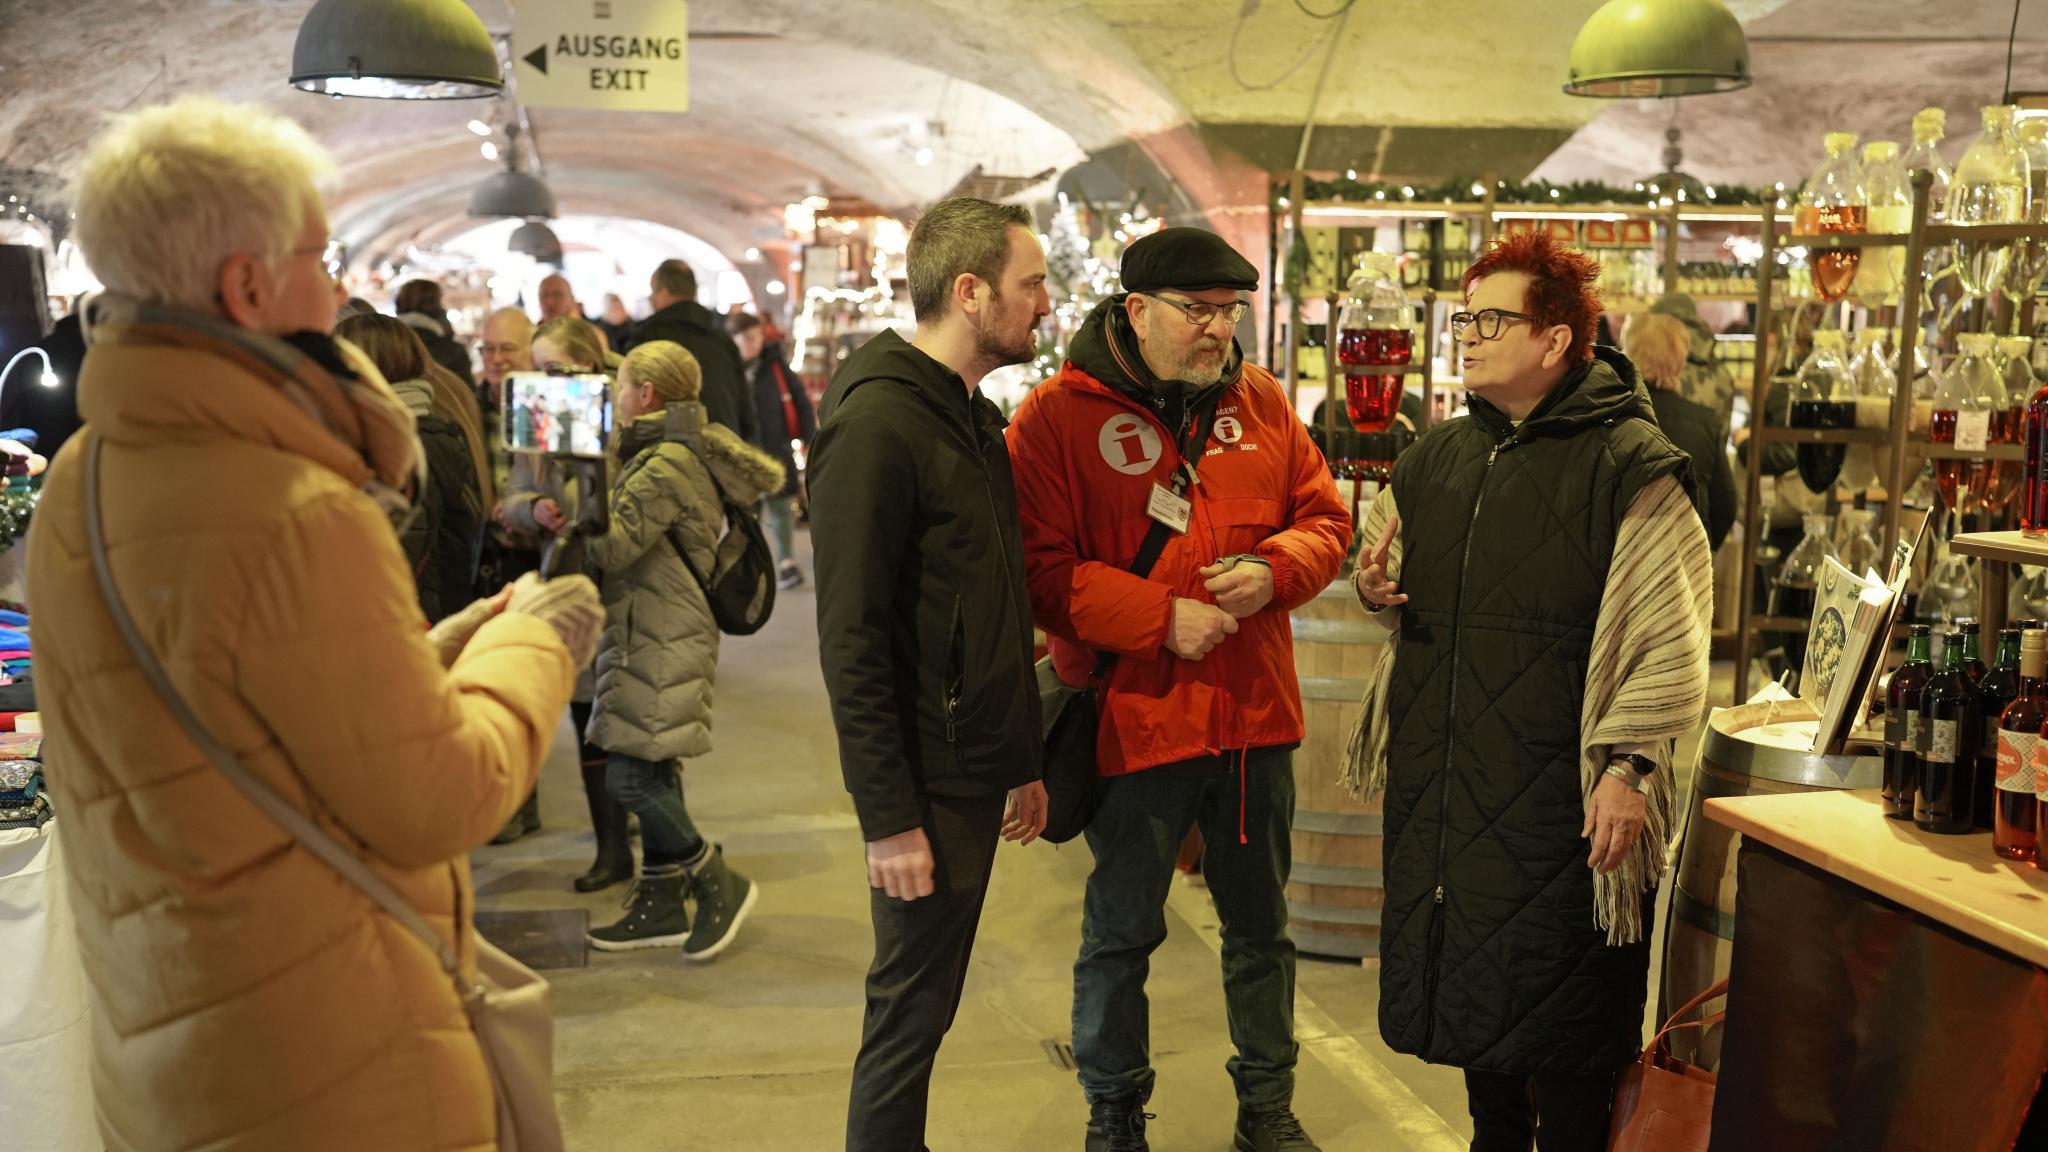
[1147,293,1250,328]
[1450,308,1538,341]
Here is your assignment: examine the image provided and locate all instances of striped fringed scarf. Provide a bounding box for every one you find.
[1343,476,1714,945]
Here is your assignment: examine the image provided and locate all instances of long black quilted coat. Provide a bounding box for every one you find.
[1379,347,1689,1076]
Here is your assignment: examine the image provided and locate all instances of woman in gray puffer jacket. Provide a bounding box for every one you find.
[584,339,784,961]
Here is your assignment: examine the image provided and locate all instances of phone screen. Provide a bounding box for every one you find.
[504,372,612,458]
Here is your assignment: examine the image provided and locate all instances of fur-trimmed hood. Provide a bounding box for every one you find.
[617,401,785,505]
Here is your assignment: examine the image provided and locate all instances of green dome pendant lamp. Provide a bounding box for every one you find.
[1564,0,1752,98]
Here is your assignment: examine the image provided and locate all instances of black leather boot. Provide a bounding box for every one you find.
[575,758,634,893]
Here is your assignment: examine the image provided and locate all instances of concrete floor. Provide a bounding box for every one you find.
[469,535,1728,1152]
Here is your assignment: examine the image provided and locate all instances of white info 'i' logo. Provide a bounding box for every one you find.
[1098,414,1162,475]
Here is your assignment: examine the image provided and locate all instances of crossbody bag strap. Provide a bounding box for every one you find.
[83,434,466,982]
[1086,395,1222,683]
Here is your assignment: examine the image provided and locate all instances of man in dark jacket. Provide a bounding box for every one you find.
[1350,233,1713,1151]
[627,260,756,441]
[733,312,818,588]
[810,196,1051,1152]
[394,278,475,388]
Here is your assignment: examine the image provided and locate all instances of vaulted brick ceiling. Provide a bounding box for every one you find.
[0,0,2041,270]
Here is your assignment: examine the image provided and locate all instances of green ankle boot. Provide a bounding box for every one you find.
[588,864,689,952]
[681,846,757,962]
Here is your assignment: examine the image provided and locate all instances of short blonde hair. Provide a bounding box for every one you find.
[73,95,333,311]
[1623,312,1693,392]
[621,340,702,405]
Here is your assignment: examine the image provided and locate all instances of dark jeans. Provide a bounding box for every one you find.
[604,752,704,868]
[1072,748,1298,1109]
[1464,1068,1618,1152]
[845,791,1006,1152]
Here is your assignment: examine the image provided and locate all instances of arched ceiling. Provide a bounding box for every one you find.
[0,0,2042,275]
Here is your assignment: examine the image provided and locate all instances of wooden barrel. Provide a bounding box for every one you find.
[1286,580,1386,960]
[1662,699,1881,1068]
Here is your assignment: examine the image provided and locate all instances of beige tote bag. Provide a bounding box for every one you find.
[84,435,565,1152]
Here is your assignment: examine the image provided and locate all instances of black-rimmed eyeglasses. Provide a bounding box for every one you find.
[1449,308,1538,341]
[1146,294,1250,328]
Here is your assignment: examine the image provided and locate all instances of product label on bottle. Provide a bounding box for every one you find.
[1998,730,2040,794]
[2036,740,2048,801]
[1884,710,1908,750]
[1905,710,1920,750]
[1984,715,2005,758]
[1926,718,1960,764]
[1958,410,1992,452]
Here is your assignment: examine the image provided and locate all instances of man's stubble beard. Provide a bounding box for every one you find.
[972,291,1038,369]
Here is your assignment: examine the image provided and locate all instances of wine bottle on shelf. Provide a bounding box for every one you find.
[1885,623,1936,820]
[1959,617,1989,684]
[1930,340,1977,513]
[1796,131,1868,303]
[1995,629,2046,861]
[2025,335,2048,536]
[1993,337,2034,512]
[1918,629,1981,834]
[1789,330,1856,494]
[1977,626,2024,831]
[1949,336,2004,514]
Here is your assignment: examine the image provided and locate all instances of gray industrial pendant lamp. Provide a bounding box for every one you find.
[469,124,557,219]
[1563,0,1752,98]
[290,0,502,100]
[508,221,564,266]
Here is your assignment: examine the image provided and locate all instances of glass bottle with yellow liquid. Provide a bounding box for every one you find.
[1852,141,1912,306]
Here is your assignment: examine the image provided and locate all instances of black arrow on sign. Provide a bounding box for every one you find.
[522,44,548,76]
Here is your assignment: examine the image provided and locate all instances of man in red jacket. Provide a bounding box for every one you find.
[1007,229,1351,1152]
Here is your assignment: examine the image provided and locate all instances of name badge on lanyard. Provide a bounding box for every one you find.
[1146,482,1193,533]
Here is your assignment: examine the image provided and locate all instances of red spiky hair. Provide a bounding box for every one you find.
[1462,231,1603,363]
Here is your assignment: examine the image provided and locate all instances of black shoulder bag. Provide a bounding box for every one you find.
[1038,399,1216,844]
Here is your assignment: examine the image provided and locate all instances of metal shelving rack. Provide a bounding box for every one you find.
[1731,169,2048,698]
[1268,182,1766,430]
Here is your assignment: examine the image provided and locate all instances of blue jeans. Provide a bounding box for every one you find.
[605,753,704,868]
[1071,748,1299,1108]
[759,495,797,569]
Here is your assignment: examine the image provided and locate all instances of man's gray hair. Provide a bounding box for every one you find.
[907,197,1032,324]
[652,259,697,301]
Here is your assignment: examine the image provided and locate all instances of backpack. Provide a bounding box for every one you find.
[667,451,777,636]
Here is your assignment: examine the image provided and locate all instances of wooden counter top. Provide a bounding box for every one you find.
[1704,789,2048,969]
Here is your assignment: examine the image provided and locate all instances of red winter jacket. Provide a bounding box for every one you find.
[1007,318,1351,778]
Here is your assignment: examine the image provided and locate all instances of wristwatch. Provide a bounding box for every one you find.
[1602,764,1647,793]
[1610,753,1657,777]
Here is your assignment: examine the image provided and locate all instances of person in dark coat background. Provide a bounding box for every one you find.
[0,310,85,459]
[1626,312,1736,554]
[1345,233,1713,1151]
[626,259,757,442]
[395,278,476,388]
[731,311,817,588]
[337,313,486,624]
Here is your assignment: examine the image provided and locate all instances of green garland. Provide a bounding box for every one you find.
[1282,173,1771,208]
[0,482,39,556]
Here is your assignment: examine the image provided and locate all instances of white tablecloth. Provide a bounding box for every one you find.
[0,820,97,1151]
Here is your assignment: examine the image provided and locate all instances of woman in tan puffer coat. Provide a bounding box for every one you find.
[28,95,600,1152]
[583,340,783,961]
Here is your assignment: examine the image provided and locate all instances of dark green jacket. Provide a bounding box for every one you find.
[1379,346,1689,1075]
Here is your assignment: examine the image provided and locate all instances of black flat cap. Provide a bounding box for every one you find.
[1121,228,1260,295]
